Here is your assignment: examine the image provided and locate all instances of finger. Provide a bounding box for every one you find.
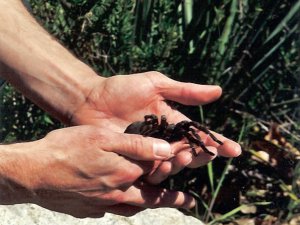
[100,131,174,160]
[196,131,241,157]
[145,142,191,183]
[159,112,241,158]
[169,150,193,175]
[144,141,190,183]
[145,161,173,184]
[169,146,216,171]
[217,139,242,157]
[158,76,222,105]
[187,147,217,168]
[123,183,196,209]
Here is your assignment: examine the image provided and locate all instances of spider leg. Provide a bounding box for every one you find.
[189,142,198,157]
[144,114,159,125]
[143,114,170,138]
[189,122,223,145]
[160,115,169,129]
[183,129,215,156]
[140,114,159,135]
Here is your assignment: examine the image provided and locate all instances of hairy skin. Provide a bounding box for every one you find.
[0,0,241,217]
[0,126,194,218]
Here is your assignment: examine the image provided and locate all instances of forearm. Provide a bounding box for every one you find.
[0,142,38,204]
[0,0,103,124]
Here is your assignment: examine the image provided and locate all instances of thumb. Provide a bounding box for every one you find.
[102,132,173,161]
[158,76,222,105]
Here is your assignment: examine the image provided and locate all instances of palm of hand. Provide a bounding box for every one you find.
[72,72,178,132]
[71,72,240,181]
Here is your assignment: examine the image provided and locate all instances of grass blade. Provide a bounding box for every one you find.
[183,0,193,28]
[265,0,300,43]
[251,24,298,72]
[204,158,233,222]
[134,0,154,44]
[218,0,237,55]
[207,162,215,193]
[204,120,246,222]
[208,202,272,225]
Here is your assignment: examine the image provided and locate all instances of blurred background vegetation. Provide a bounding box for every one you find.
[0,0,299,224]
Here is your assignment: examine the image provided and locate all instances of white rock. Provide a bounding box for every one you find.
[0,204,204,225]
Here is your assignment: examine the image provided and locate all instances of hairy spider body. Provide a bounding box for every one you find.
[124,114,223,156]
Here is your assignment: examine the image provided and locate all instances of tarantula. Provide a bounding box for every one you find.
[124,114,223,156]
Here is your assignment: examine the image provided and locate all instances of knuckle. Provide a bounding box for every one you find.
[118,167,140,183]
[86,127,107,145]
[144,71,171,90]
[124,166,141,181]
[93,127,107,139]
[108,166,139,188]
[145,71,165,79]
[128,135,147,157]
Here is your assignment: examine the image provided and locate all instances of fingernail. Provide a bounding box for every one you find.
[204,85,222,91]
[153,140,171,159]
[234,144,242,155]
[188,197,196,209]
[185,154,193,165]
[181,196,196,209]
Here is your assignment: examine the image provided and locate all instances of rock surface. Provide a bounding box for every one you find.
[0,204,204,225]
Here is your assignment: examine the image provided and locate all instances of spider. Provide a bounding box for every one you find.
[124,114,223,156]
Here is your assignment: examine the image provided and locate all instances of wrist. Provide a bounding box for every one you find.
[32,61,105,125]
[63,69,106,125]
[0,43,105,124]
[0,142,41,204]
[0,1,106,124]
[68,74,107,125]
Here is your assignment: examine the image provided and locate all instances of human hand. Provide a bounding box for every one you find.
[0,0,238,189]
[70,71,241,183]
[4,126,194,218]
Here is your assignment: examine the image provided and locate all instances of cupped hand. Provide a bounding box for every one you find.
[21,126,194,218]
[71,71,241,183]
